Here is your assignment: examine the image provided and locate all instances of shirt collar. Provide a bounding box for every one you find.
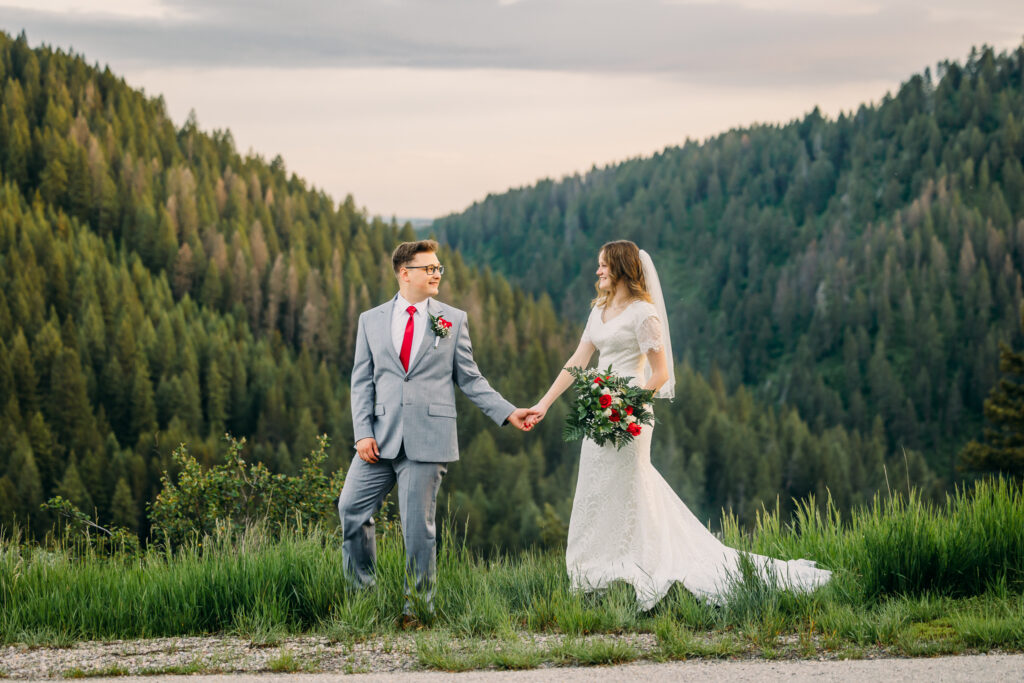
[396,294,429,315]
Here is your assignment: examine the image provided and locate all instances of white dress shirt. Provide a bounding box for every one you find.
[392,294,429,370]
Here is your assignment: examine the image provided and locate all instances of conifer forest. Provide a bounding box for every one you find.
[2,32,1024,549]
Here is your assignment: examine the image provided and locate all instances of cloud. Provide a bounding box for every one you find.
[2,0,1021,86]
[663,0,883,17]
[2,0,187,20]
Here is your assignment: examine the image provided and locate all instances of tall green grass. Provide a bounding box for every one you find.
[722,476,1024,600]
[0,477,1021,647]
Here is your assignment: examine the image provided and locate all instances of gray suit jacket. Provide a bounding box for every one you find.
[350,295,516,462]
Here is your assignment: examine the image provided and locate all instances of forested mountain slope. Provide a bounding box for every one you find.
[434,44,1024,478]
[0,32,941,546]
[0,32,583,541]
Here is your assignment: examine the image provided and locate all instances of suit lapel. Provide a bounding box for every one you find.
[407,299,442,376]
[377,295,405,372]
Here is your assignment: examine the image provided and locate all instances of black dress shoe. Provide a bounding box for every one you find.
[399,614,422,630]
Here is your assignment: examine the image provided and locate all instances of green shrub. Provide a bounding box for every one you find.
[147,434,345,547]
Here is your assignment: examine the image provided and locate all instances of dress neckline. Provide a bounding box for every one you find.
[599,300,641,325]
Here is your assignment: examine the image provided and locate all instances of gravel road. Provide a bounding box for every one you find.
[25,654,1023,682]
[3,636,1021,682]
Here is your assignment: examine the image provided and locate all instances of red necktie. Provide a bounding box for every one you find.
[399,305,416,371]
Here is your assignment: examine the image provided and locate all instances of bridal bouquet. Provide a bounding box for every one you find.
[563,366,655,449]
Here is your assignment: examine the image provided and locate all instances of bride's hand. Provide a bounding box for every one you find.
[525,404,547,428]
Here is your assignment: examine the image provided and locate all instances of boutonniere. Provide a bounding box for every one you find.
[430,313,453,348]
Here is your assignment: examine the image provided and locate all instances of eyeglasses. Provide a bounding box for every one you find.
[405,264,445,275]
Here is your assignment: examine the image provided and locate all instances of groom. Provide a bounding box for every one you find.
[339,239,537,619]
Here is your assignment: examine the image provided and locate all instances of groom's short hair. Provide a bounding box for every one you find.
[392,240,440,274]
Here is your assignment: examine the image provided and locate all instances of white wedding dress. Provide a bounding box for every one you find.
[566,300,832,610]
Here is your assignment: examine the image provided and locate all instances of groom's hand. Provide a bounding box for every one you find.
[356,437,380,463]
[507,408,542,432]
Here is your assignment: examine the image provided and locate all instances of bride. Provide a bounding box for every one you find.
[526,240,831,610]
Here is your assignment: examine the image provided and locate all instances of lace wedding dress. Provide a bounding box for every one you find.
[566,300,832,610]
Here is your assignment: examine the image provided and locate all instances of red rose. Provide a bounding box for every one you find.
[625,406,634,415]
[609,409,621,422]
[627,423,642,436]
[599,394,612,408]
[444,320,452,328]
[593,377,603,385]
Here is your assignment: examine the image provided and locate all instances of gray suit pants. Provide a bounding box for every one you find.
[337,447,447,614]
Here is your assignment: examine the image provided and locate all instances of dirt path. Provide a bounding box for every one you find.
[3,636,1021,682]
[34,654,1024,682]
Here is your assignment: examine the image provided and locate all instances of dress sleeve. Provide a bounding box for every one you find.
[581,307,596,345]
[636,306,664,354]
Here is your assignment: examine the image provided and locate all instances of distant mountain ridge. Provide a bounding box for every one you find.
[401,217,434,231]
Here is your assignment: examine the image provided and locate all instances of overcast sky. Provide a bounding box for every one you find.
[4,1,1023,218]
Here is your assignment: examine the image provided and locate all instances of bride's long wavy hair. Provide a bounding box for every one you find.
[592,240,653,309]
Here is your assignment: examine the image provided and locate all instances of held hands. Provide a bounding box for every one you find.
[358,407,542,459]
[523,404,547,430]
[508,407,544,432]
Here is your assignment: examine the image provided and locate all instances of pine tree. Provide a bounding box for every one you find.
[109,476,137,531]
[55,455,94,515]
[0,337,12,407]
[129,360,157,444]
[959,313,1024,475]
[0,476,18,528]
[9,328,37,411]
[49,347,97,455]
[291,407,317,470]
[9,434,43,531]
[205,358,228,438]
[39,157,68,206]
[25,410,58,491]
[171,242,195,298]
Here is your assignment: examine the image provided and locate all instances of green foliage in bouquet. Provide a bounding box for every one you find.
[563,366,655,449]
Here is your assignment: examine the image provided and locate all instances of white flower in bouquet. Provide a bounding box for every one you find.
[563,365,656,450]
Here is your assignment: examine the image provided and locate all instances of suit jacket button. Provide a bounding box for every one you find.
[403,377,409,382]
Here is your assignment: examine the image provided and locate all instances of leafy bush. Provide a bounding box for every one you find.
[39,496,141,556]
[148,434,345,547]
